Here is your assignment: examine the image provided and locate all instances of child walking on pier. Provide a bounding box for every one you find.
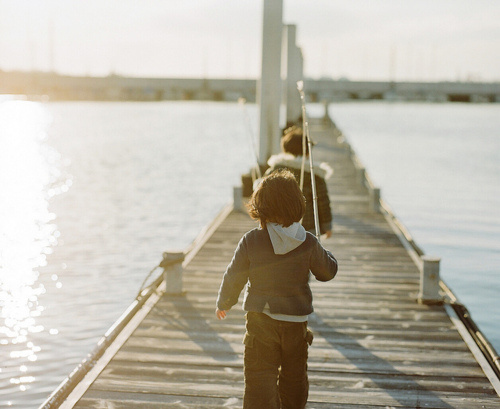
[266,127,333,238]
[216,169,338,409]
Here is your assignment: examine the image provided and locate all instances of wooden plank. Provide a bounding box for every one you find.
[95,360,493,394]
[78,390,243,409]
[84,366,497,407]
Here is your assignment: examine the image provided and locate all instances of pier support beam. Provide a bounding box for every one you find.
[283,24,303,125]
[161,251,185,294]
[257,0,283,164]
[418,256,443,304]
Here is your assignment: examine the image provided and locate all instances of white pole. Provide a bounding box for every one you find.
[284,24,303,124]
[257,0,283,165]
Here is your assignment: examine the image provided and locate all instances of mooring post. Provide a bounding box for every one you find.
[160,251,185,294]
[322,99,331,126]
[233,185,243,211]
[357,166,366,186]
[370,187,381,213]
[418,256,443,304]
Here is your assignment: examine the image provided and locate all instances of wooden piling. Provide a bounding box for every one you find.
[418,256,443,305]
[161,252,185,295]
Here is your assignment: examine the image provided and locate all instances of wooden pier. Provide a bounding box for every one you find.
[50,118,500,408]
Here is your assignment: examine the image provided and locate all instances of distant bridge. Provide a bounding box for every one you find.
[307,78,500,103]
[1,70,499,103]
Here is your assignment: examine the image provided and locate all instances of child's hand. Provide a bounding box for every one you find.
[216,308,227,320]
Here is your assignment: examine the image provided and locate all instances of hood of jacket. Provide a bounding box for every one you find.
[267,222,306,255]
[267,152,333,180]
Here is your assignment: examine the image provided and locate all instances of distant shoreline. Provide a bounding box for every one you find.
[2,70,500,103]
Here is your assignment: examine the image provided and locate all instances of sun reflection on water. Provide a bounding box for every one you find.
[0,99,68,394]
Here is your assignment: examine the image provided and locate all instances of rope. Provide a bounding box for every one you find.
[136,264,161,299]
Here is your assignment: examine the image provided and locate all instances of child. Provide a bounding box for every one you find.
[266,127,333,238]
[216,169,338,409]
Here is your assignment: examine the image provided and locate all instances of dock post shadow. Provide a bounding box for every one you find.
[309,312,455,409]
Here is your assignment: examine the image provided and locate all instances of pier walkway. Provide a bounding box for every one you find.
[58,118,499,408]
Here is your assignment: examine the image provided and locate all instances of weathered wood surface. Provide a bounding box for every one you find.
[70,118,499,408]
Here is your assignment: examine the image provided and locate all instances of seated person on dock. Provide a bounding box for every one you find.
[216,169,338,409]
[266,127,333,238]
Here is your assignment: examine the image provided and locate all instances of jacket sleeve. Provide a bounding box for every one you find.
[216,236,250,311]
[309,238,338,282]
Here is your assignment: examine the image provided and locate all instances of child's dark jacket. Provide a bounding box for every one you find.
[216,227,338,316]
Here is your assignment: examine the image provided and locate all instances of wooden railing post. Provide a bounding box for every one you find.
[418,256,442,304]
[357,166,366,186]
[352,160,381,213]
[160,251,185,294]
[322,100,331,126]
[233,185,243,211]
[370,187,381,213]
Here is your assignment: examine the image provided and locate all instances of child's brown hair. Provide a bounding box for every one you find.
[247,168,306,228]
[281,127,308,157]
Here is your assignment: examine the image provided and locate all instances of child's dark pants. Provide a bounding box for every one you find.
[243,312,312,409]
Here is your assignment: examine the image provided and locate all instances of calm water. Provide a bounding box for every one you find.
[0,99,499,408]
[0,100,256,408]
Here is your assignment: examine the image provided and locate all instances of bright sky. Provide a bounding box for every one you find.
[1,0,499,82]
